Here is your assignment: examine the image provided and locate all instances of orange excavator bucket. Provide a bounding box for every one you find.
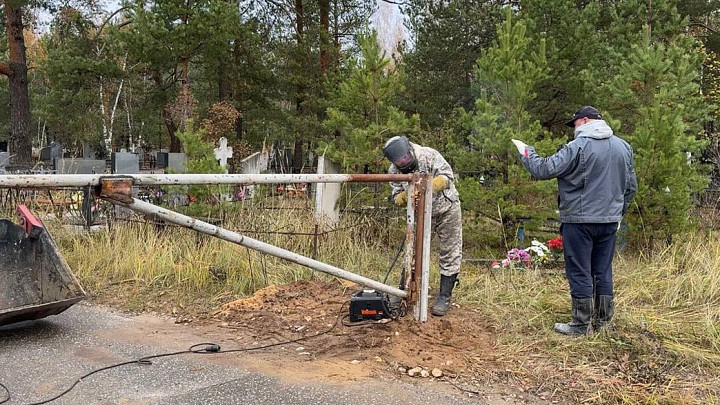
[0,205,85,326]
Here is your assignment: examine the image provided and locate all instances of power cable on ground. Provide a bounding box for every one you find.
[0,300,357,405]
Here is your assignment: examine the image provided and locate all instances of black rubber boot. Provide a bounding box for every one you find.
[554,297,593,336]
[432,274,458,316]
[593,294,614,331]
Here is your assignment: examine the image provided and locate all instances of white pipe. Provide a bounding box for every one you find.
[0,173,413,188]
[111,197,407,299]
[419,175,433,322]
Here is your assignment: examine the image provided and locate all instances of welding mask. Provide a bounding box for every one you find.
[383,136,418,174]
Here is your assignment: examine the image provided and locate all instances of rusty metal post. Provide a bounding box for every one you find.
[83,185,92,229]
[411,173,432,322]
[312,223,319,259]
[402,177,416,305]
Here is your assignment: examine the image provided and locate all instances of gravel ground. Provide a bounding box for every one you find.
[0,303,516,405]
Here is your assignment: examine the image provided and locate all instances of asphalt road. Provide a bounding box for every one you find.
[0,303,511,405]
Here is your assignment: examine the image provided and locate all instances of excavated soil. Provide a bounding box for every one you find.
[214,280,498,376]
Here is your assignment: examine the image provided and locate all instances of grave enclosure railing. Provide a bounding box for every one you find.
[0,173,434,322]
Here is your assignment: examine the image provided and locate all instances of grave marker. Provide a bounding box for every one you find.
[213,137,233,172]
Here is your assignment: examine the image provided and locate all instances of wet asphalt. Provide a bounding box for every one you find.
[0,303,490,405]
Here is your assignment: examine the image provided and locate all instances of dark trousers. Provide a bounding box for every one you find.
[561,223,617,299]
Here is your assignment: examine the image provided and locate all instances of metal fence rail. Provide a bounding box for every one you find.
[0,173,433,322]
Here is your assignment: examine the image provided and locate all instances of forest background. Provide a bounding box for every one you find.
[3,0,720,244]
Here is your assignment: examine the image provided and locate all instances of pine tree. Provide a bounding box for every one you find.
[35,6,125,153]
[462,8,562,230]
[175,119,225,204]
[401,0,503,128]
[321,29,418,173]
[118,0,241,152]
[597,31,711,244]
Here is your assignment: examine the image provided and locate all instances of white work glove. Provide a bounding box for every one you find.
[511,139,529,157]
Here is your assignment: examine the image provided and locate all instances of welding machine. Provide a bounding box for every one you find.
[349,289,390,322]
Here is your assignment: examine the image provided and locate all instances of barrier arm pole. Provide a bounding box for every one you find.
[96,179,407,299]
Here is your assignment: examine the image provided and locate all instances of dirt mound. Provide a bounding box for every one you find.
[215,280,497,375]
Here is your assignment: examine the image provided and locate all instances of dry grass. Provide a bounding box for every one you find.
[19,198,720,404]
[457,234,720,404]
[48,198,406,300]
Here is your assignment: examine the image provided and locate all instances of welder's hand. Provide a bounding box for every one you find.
[394,191,407,206]
[432,176,448,193]
[511,139,529,157]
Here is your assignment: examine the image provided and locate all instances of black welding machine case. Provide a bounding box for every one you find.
[349,290,386,322]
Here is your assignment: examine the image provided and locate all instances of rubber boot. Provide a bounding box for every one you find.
[432,274,458,317]
[554,297,593,336]
[593,294,614,331]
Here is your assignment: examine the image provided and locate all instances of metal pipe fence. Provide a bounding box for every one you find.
[0,173,433,322]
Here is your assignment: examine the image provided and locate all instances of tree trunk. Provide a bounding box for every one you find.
[163,105,181,153]
[333,0,340,72]
[234,114,243,141]
[152,70,181,152]
[1,0,32,165]
[179,55,191,130]
[293,0,304,174]
[320,0,330,74]
[218,60,231,101]
[293,141,303,173]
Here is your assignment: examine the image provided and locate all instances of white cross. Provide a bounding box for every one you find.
[214,137,233,172]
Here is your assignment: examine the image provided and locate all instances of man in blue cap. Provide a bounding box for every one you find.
[511,106,637,335]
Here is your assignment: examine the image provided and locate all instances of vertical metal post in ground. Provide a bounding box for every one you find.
[412,174,432,322]
[422,174,433,320]
[83,185,92,229]
[403,178,416,309]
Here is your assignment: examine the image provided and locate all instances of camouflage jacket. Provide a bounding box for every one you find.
[388,143,460,216]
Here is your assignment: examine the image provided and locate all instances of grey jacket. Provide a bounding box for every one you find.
[520,120,637,223]
[389,143,460,216]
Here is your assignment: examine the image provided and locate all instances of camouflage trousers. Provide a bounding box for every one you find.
[432,202,462,276]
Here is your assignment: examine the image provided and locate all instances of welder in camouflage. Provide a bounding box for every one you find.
[383,136,462,316]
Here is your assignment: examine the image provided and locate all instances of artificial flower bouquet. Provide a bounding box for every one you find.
[492,236,563,269]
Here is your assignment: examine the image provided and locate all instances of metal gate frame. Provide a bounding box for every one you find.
[0,173,434,322]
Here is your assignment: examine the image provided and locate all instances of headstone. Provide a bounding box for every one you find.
[167,153,187,172]
[0,152,9,167]
[314,154,341,227]
[239,149,270,200]
[111,153,140,219]
[213,137,233,172]
[82,142,97,159]
[111,152,140,174]
[0,152,9,173]
[49,142,63,162]
[55,158,106,174]
[240,150,270,175]
[39,146,51,162]
[156,152,169,169]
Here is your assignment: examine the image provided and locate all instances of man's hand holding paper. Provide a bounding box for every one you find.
[511,139,529,157]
